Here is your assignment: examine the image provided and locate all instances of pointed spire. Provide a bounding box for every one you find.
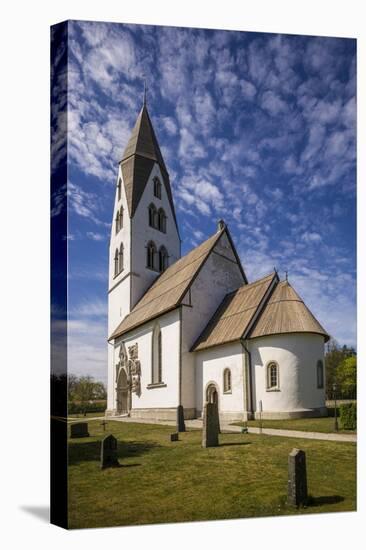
[121,103,167,171]
[119,102,178,231]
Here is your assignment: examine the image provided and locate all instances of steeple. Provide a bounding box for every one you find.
[120,103,178,230]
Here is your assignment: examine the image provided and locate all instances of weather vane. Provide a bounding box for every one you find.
[143,75,147,106]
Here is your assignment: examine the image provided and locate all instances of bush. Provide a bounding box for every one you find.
[339,403,357,430]
[68,400,107,415]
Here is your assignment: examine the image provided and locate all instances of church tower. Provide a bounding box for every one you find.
[108,102,181,397]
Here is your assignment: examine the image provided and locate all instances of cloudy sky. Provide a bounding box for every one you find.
[52,20,356,384]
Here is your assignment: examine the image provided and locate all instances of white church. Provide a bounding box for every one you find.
[106,101,329,422]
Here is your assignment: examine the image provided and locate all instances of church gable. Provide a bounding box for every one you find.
[109,228,225,340]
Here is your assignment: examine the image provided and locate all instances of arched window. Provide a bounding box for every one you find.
[115,210,120,234]
[119,206,123,229]
[152,324,163,384]
[153,177,162,199]
[114,248,119,277]
[317,360,324,389]
[266,362,279,390]
[117,178,122,201]
[158,208,167,233]
[223,368,232,393]
[118,243,124,273]
[147,241,157,270]
[159,246,168,272]
[148,203,157,228]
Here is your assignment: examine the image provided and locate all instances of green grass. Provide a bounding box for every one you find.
[232,416,356,434]
[68,420,356,529]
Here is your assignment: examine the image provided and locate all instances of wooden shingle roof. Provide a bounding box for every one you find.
[120,105,178,229]
[109,229,226,340]
[192,273,277,351]
[249,280,329,342]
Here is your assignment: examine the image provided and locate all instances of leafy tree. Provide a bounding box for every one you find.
[68,374,107,415]
[337,355,357,397]
[325,338,357,398]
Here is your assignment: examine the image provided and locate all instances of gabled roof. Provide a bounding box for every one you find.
[192,273,277,352]
[109,228,228,340]
[120,105,178,229]
[249,280,330,342]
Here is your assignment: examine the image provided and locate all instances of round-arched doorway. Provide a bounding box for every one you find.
[206,383,218,405]
[116,369,129,414]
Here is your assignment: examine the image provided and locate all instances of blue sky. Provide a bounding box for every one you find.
[53,20,356,384]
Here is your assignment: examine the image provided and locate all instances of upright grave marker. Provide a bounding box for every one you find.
[70,422,89,438]
[287,448,308,506]
[176,405,186,432]
[202,402,219,448]
[101,435,120,469]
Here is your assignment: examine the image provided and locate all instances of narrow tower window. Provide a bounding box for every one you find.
[119,243,124,273]
[317,360,324,389]
[119,206,123,229]
[147,241,157,270]
[115,211,120,234]
[159,246,168,272]
[148,203,157,228]
[158,208,167,233]
[153,177,162,199]
[114,248,119,277]
[223,368,232,393]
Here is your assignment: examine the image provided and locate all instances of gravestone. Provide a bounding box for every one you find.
[100,435,120,469]
[170,432,179,442]
[287,448,308,506]
[176,405,186,433]
[202,402,219,448]
[70,422,89,438]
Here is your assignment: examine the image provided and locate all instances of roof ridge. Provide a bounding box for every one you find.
[225,271,275,298]
[109,228,227,340]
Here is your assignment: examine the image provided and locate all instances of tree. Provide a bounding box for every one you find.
[325,338,357,398]
[68,375,107,416]
[337,355,357,397]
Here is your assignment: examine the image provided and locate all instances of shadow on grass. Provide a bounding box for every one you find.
[308,495,344,507]
[69,439,161,465]
[219,441,252,447]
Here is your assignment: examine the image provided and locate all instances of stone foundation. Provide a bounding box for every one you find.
[253,407,328,420]
[197,410,250,423]
[129,407,196,421]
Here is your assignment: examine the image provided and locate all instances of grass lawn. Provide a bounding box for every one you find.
[232,416,356,434]
[68,420,356,529]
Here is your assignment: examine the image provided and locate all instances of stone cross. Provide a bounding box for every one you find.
[287,448,308,506]
[100,435,120,469]
[176,405,186,432]
[70,422,89,438]
[202,402,219,448]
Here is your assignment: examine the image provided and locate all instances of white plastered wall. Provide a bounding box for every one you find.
[195,342,246,422]
[110,309,180,414]
[130,163,180,309]
[249,333,326,416]
[181,231,245,414]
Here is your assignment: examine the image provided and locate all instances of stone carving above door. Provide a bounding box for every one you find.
[128,343,141,396]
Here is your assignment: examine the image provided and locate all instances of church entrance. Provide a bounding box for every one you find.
[116,369,129,414]
[206,383,218,405]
